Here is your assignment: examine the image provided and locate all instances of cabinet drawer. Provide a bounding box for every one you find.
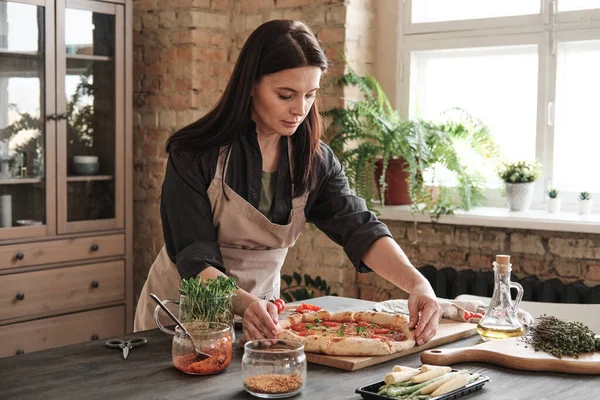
[0,306,124,358]
[0,234,124,270]
[0,261,124,321]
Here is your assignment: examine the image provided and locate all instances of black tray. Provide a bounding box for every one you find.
[356,373,490,400]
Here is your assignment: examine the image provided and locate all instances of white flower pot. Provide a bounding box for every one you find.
[505,182,535,211]
[578,199,593,215]
[547,197,561,213]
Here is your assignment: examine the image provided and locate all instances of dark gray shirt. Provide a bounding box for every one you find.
[160,125,393,279]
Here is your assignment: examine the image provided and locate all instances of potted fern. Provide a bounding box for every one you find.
[546,188,560,213]
[326,62,498,217]
[326,66,427,209]
[497,160,541,211]
[578,191,593,215]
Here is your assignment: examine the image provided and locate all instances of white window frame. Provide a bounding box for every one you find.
[403,0,549,35]
[398,0,600,214]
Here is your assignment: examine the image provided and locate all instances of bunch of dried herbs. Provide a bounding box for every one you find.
[523,315,600,359]
[178,276,238,324]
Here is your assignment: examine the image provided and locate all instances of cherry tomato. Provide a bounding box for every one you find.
[374,328,390,335]
[301,302,322,311]
[472,313,484,319]
[295,302,322,313]
[464,311,474,320]
[274,299,285,314]
[291,322,307,331]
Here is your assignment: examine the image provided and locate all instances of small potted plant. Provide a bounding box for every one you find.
[546,188,560,213]
[578,191,593,215]
[497,160,541,211]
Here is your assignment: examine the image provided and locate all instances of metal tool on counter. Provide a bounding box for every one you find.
[150,293,211,361]
[105,337,148,359]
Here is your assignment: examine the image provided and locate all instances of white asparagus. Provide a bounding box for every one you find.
[411,367,453,383]
[392,365,419,372]
[419,372,457,395]
[430,372,470,397]
[384,369,422,385]
[420,365,452,373]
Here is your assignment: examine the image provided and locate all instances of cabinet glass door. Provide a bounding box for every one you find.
[0,0,54,240]
[57,0,123,233]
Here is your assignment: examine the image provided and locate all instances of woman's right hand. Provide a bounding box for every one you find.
[243,299,280,341]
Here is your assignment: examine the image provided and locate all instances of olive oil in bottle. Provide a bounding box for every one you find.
[477,255,525,341]
[476,324,526,340]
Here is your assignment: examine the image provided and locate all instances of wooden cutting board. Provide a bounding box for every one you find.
[421,337,600,375]
[305,319,478,371]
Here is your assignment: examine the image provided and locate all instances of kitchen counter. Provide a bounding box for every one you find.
[0,296,597,400]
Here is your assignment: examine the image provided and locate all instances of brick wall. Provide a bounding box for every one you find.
[286,221,600,302]
[132,0,371,301]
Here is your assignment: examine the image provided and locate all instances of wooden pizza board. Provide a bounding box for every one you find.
[421,337,600,375]
[305,319,478,371]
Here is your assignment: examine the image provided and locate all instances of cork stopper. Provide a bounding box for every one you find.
[495,255,511,273]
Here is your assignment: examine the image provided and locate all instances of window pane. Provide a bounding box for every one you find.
[2,2,40,52]
[409,45,539,186]
[558,0,600,12]
[412,0,540,23]
[553,40,600,193]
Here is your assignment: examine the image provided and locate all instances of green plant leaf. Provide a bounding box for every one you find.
[293,272,302,285]
[281,274,293,287]
[314,276,322,288]
[320,280,328,291]
[291,288,312,301]
[304,274,315,287]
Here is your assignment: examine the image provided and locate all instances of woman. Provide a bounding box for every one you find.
[134,20,442,345]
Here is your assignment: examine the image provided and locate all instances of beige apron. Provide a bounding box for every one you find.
[134,139,308,331]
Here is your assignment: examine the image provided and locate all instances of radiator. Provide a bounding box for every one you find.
[418,265,600,304]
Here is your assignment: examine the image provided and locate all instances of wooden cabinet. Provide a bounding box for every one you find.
[0,306,125,358]
[0,0,132,357]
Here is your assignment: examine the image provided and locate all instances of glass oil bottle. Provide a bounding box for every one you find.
[477,254,526,340]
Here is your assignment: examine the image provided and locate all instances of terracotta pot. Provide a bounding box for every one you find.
[374,158,411,205]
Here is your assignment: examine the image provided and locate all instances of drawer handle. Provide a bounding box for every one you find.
[91,334,99,341]
[91,244,99,252]
[15,293,25,301]
[16,252,24,260]
[16,349,25,355]
[91,280,100,289]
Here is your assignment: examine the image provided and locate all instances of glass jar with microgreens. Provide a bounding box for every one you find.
[155,276,238,342]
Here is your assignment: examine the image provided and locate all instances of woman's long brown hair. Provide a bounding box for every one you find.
[166,20,329,197]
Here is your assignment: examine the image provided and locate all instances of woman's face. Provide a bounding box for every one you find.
[251,66,322,137]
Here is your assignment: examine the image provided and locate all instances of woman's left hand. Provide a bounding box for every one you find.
[407,284,442,346]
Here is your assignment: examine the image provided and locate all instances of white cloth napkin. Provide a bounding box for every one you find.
[374,298,534,325]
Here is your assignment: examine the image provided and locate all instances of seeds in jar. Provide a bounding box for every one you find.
[244,373,303,394]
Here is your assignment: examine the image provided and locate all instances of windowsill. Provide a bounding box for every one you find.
[375,205,600,234]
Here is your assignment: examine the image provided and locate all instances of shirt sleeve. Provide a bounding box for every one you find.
[160,149,225,279]
[306,144,393,272]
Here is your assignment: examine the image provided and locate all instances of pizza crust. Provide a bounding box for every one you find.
[301,310,332,322]
[327,336,392,356]
[328,311,354,322]
[390,337,416,353]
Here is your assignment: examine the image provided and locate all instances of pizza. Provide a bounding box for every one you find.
[277,309,415,356]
